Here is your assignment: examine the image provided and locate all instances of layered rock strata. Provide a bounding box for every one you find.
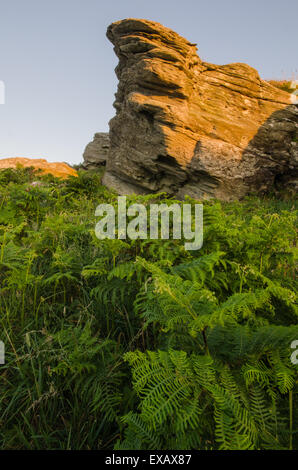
[102,19,297,200]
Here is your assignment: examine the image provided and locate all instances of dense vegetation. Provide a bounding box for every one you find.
[0,167,297,450]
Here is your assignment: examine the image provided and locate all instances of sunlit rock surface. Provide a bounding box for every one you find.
[0,158,77,178]
[102,18,297,200]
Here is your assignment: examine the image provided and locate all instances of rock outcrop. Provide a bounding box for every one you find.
[83,132,110,169]
[102,18,297,200]
[0,158,77,178]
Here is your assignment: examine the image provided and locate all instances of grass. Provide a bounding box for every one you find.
[0,167,297,450]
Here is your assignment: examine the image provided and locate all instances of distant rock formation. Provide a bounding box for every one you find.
[101,18,297,200]
[0,158,77,178]
[83,133,110,169]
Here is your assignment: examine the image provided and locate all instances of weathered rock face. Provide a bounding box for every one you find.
[0,158,77,178]
[83,132,110,169]
[103,18,297,200]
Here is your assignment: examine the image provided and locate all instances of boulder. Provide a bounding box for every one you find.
[102,18,297,200]
[82,132,110,169]
[0,157,77,178]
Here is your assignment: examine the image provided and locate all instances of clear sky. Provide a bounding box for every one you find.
[0,0,297,165]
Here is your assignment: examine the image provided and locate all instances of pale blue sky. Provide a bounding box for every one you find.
[0,0,297,164]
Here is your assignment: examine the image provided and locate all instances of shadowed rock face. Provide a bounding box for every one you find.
[0,158,77,178]
[102,18,297,200]
[83,133,110,169]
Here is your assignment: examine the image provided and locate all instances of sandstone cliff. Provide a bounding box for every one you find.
[0,158,77,178]
[102,18,297,200]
